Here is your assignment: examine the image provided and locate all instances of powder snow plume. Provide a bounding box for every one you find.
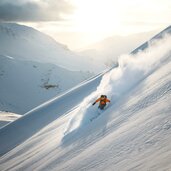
[64,34,171,135]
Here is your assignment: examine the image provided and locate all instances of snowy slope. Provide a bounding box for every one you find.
[0,70,106,156]
[0,27,171,171]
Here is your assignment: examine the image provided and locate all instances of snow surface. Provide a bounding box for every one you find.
[0,27,171,171]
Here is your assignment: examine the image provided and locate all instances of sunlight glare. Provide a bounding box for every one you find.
[71,0,121,33]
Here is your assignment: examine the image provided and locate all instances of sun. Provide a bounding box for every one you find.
[71,0,121,33]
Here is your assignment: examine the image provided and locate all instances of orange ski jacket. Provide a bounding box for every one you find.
[95,97,110,105]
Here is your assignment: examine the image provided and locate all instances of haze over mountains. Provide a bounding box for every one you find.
[78,30,159,68]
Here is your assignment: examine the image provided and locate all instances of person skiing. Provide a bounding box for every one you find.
[92,95,110,110]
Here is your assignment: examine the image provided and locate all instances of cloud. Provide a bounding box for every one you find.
[0,0,75,22]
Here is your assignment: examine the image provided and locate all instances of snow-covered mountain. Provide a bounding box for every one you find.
[0,26,171,171]
[0,23,94,71]
[0,23,93,114]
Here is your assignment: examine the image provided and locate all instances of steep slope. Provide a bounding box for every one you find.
[0,70,106,156]
[0,27,171,171]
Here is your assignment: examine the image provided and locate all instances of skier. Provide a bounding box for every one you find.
[92,95,110,110]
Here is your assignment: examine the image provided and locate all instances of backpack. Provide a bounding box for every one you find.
[100,95,107,105]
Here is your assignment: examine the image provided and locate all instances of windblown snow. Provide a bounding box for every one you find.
[65,34,171,135]
[0,27,171,171]
[0,111,21,128]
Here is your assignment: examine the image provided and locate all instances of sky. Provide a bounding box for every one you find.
[0,0,171,50]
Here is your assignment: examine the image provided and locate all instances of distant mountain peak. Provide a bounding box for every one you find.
[0,22,94,72]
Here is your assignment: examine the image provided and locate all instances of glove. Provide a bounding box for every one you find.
[92,102,96,105]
